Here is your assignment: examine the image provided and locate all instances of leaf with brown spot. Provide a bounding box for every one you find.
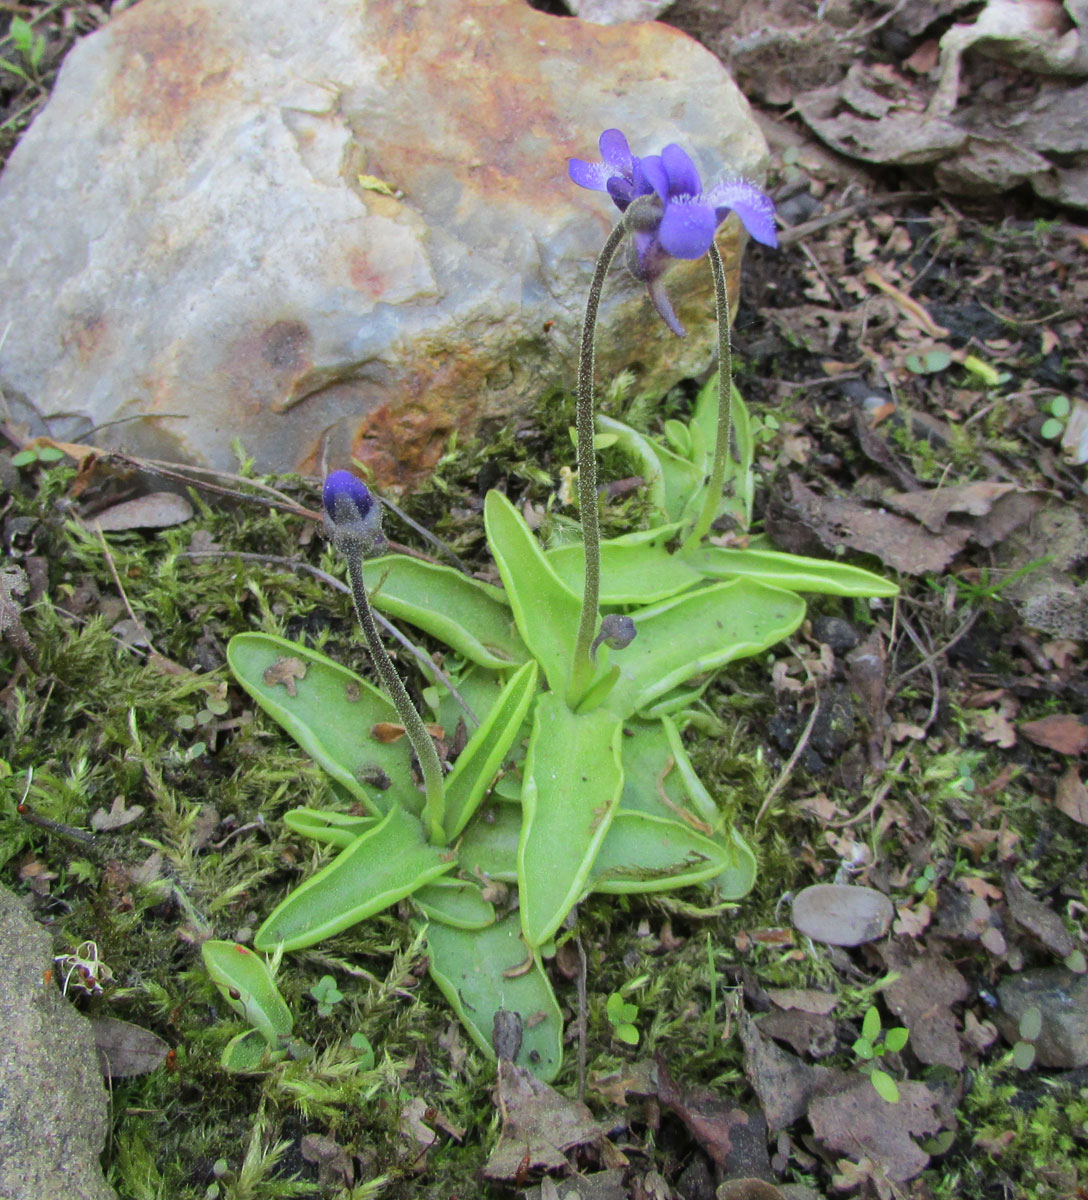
[1020,713,1088,755]
[808,1077,941,1183]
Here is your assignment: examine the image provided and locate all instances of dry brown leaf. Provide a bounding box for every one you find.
[90,795,145,832]
[483,1060,603,1180]
[656,1058,772,1177]
[738,1013,843,1133]
[808,1077,942,1183]
[300,1134,354,1189]
[765,988,839,1016]
[885,481,1022,533]
[1003,870,1075,957]
[756,1008,837,1059]
[767,476,971,575]
[1020,713,1088,755]
[91,1016,170,1078]
[881,950,968,1069]
[1055,766,1088,824]
[262,656,306,697]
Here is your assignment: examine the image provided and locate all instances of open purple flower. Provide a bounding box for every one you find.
[569,130,777,335]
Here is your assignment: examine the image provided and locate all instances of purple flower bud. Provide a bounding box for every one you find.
[322,470,385,556]
[590,613,637,661]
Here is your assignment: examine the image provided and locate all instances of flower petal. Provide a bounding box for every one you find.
[660,143,702,198]
[598,129,632,172]
[606,175,636,210]
[635,154,669,203]
[568,157,614,192]
[706,179,778,247]
[657,198,719,259]
[647,278,686,337]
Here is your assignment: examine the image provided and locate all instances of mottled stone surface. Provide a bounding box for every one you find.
[0,886,115,1200]
[0,0,767,488]
[997,968,1088,1069]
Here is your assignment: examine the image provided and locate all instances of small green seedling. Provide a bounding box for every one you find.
[853,1005,909,1103]
[1040,394,1071,442]
[605,991,640,1045]
[1012,1004,1042,1070]
[349,1032,376,1070]
[11,444,65,469]
[905,348,952,375]
[309,973,344,1018]
[0,16,46,85]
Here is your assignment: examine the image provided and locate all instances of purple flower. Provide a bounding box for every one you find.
[323,470,385,555]
[568,130,777,335]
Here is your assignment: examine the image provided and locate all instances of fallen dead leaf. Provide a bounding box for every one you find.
[884,481,1023,534]
[756,1007,837,1059]
[738,1013,843,1133]
[1019,713,1088,755]
[300,1134,354,1189]
[656,1058,772,1178]
[1055,766,1088,824]
[765,988,838,1016]
[91,1016,170,1078]
[808,1077,942,1183]
[1003,870,1075,957]
[483,1059,604,1180]
[90,795,145,832]
[880,948,968,1069]
[767,475,971,575]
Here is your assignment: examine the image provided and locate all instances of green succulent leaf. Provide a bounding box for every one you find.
[484,490,583,695]
[443,659,538,838]
[227,632,418,816]
[684,545,899,598]
[201,941,294,1044]
[426,914,563,1081]
[254,804,455,952]
[602,579,806,717]
[412,878,496,930]
[363,554,528,669]
[518,693,624,947]
[870,1068,900,1103]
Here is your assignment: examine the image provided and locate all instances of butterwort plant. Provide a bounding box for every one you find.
[215,130,896,1082]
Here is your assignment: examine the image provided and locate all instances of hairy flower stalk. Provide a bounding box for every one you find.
[568,219,629,706]
[323,471,447,845]
[679,240,733,554]
[569,129,777,553]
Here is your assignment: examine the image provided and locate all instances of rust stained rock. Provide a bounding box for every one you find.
[0,0,769,488]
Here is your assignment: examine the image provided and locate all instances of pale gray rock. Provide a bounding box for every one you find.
[0,886,115,1200]
[0,0,768,489]
[791,883,895,947]
[564,0,675,24]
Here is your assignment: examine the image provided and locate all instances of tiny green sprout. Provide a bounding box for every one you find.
[905,348,952,375]
[349,1032,375,1070]
[1065,949,1087,974]
[1040,394,1071,441]
[605,991,640,1045]
[962,354,1010,388]
[852,1005,909,1103]
[309,974,345,1018]
[0,16,46,85]
[1012,1004,1043,1070]
[10,444,65,469]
